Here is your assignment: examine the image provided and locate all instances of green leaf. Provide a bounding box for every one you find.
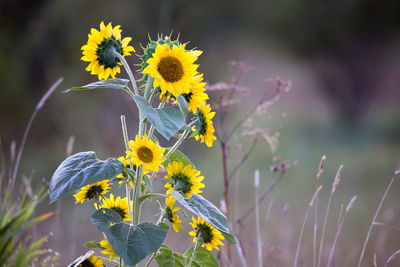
[155,245,185,267]
[157,222,171,233]
[90,208,123,232]
[68,251,94,267]
[49,152,124,203]
[221,232,236,244]
[184,247,219,267]
[64,79,129,93]
[105,222,167,265]
[171,191,236,244]
[83,241,103,249]
[134,96,185,140]
[164,149,196,168]
[177,95,188,118]
[142,175,153,192]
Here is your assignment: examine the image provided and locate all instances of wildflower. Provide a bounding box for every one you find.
[95,194,131,221]
[73,180,111,204]
[100,239,118,258]
[164,161,205,198]
[189,217,225,251]
[193,103,216,147]
[143,43,201,97]
[126,136,166,172]
[81,21,135,80]
[78,255,103,267]
[165,196,183,232]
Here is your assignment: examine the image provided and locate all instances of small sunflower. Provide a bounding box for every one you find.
[95,193,131,221]
[126,136,166,172]
[164,161,205,198]
[100,239,118,258]
[194,103,217,147]
[74,180,111,204]
[143,43,201,97]
[165,196,183,233]
[189,217,225,251]
[81,21,135,80]
[78,255,103,267]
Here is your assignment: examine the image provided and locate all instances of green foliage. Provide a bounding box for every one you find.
[90,208,123,232]
[49,151,124,203]
[134,96,185,140]
[155,244,219,267]
[83,241,103,249]
[171,191,236,244]
[105,222,167,265]
[64,78,129,92]
[163,149,196,168]
[177,95,188,119]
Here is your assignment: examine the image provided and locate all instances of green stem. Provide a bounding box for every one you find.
[96,256,119,265]
[165,130,190,159]
[187,240,200,267]
[144,77,154,101]
[121,115,134,224]
[139,193,168,202]
[114,51,139,96]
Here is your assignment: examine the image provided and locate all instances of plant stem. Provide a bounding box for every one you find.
[188,240,200,267]
[121,116,134,224]
[165,130,190,159]
[96,256,120,265]
[114,51,139,96]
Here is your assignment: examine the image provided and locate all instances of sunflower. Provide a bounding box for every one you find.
[189,217,225,251]
[165,196,183,233]
[100,239,118,258]
[164,161,205,198]
[74,180,111,204]
[95,194,131,221]
[81,21,135,80]
[143,43,201,97]
[193,103,217,147]
[126,136,166,172]
[78,255,103,267]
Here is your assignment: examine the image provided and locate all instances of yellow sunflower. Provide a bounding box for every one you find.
[73,180,111,204]
[165,196,183,233]
[100,239,118,258]
[189,217,225,251]
[164,161,205,198]
[95,193,132,221]
[126,136,166,172]
[194,102,217,147]
[81,21,135,80]
[78,255,103,267]
[143,43,201,97]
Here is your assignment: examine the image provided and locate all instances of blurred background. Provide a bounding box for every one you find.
[1,0,400,266]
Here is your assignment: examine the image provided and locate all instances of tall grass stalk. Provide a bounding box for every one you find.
[313,155,326,267]
[254,170,263,267]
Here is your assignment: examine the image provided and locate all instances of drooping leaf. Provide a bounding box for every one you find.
[49,151,124,203]
[90,208,122,232]
[183,247,219,267]
[83,241,103,249]
[67,251,94,267]
[105,222,167,265]
[155,245,185,267]
[171,191,236,244]
[177,95,188,118]
[164,149,196,168]
[134,96,185,140]
[64,79,129,93]
[157,222,171,233]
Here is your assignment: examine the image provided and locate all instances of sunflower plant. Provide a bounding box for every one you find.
[49,22,235,267]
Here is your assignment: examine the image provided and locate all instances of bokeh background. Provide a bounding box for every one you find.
[1,0,400,266]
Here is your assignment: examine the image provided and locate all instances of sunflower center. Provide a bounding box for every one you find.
[171,173,192,194]
[165,207,175,223]
[78,259,95,267]
[197,111,207,135]
[157,56,184,82]
[110,207,127,220]
[137,146,154,163]
[85,185,104,200]
[196,223,213,243]
[97,37,123,68]
[182,92,193,103]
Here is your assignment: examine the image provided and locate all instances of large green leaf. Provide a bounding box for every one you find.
[184,247,219,267]
[105,222,167,265]
[163,149,196,168]
[177,95,188,118]
[90,208,122,232]
[49,152,123,203]
[171,191,236,244]
[155,245,185,267]
[134,96,185,140]
[64,79,129,92]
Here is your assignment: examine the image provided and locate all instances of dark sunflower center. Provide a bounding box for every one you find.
[182,92,193,103]
[196,223,213,243]
[137,146,153,163]
[197,111,207,135]
[78,259,95,267]
[171,173,192,194]
[111,207,126,220]
[157,56,184,82]
[165,207,174,223]
[96,37,123,68]
[85,185,104,200]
